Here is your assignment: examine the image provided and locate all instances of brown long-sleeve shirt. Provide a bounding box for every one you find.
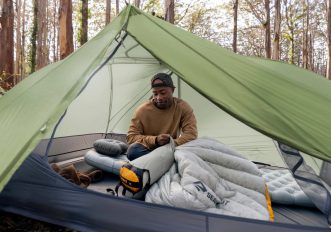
[127,97,198,149]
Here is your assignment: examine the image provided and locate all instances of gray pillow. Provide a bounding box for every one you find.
[93,139,128,156]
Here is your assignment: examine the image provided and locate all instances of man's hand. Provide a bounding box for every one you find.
[156,134,170,146]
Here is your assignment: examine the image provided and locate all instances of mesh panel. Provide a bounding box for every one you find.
[278,142,331,224]
[321,161,331,188]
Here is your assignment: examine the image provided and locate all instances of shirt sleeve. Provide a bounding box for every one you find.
[126,109,158,149]
[174,102,198,146]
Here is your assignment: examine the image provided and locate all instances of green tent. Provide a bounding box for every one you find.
[0,5,331,230]
[1,4,331,191]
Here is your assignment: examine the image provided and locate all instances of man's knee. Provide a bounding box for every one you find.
[126,143,150,161]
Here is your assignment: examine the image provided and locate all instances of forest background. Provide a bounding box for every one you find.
[1,0,331,94]
[0,0,331,230]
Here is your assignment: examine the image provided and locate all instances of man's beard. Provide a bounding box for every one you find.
[153,100,171,109]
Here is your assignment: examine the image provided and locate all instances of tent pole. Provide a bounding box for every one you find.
[104,65,114,138]
[45,31,128,156]
[177,77,181,99]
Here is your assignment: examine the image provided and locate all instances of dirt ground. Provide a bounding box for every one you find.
[0,211,76,232]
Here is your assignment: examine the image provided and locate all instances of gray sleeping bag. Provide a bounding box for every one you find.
[145,137,271,221]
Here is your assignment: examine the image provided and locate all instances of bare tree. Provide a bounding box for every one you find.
[264,0,271,58]
[59,0,74,59]
[106,0,111,25]
[52,0,59,62]
[284,0,295,64]
[15,0,22,83]
[165,0,174,24]
[302,0,309,69]
[245,0,271,58]
[134,0,140,8]
[36,0,48,70]
[0,4,2,73]
[272,0,281,60]
[116,0,119,15]
[0,0,14,88]
[80,0,88,46]
[327,0,331,79]
[233,0,239,53]
[20,0,26,81]
[308,29,313,71]
[29,0,37,73]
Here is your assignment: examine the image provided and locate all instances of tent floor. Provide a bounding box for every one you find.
[86,169,329,228]
[87,172,119,194]
[272,203,329,227]
[38,133,329,228]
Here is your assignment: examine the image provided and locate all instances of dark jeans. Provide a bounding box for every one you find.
[126,143,151,161]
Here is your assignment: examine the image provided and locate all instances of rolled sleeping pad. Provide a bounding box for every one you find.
[93,139,128,157]
[130,138,175,187]
[85,150,128,175]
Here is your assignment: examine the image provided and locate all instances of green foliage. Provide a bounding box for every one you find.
[176,0,222,42]
[282,32,293,41]
[85,0,108,40]
[142,0,163,16]
[17,0,329,78]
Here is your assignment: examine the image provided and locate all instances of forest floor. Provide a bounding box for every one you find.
[0,211,76,232]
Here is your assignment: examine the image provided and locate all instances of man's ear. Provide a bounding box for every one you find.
[171,87,176,93]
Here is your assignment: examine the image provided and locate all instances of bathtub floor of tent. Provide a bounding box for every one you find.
[87,171,329,228]
[87,172,119,194]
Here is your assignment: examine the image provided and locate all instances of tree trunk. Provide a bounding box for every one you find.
[284,0,295,64]
[134,0,140,8]
[0,16,2,77]
[232,0,238,53]
[164,0,174,24]
[106,0,111,25]
[29,0,37,73]
[0,0,14,88]
[0,6,2,74]
[327,0,331,79]
[264,0,271,58]
[116,0,119,15]
[59,0,74,60]
[36,0,48,70]
[302,1,309,69]
[289,30,294,64]
[20,0,26,81]
[52,0,59,62]
[15,0,22,84]
[309,32,313,71]
[80,0,88,46]
[272,0,281,60]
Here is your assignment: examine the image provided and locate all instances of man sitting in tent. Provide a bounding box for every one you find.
[126,73,198,160]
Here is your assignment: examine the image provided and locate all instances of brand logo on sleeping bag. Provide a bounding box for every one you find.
[193,181,229,206]
[194,181,207,192]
